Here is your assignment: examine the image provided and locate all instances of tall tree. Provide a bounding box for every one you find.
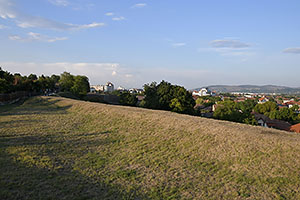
[59,72,74,92]
[120,92,137,106]
[71,75,90,97]
[142,80,195,114]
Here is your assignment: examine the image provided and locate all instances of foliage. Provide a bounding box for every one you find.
[254,101,278,115]
[254,101,300,123]
[213,100,243,122]
[195,96,221,107]
[142,82,160,109]
[170,86,195,114]
[142,81,195,114]
[0,68,91,99]
[71,75,90,97]
[213,100,257,124]
[59,72,74,92]
[0,67,62,94]
[195,98,204,105]
[120,92,137,106]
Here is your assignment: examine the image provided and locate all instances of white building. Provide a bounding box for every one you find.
[90,85,105,93]
[192,88,213,96]
[117,86,126,91]
[129,88,144,94]
[104,82,114,92]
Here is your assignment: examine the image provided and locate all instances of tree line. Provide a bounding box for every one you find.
[2,67,299,126]
[0,67,90,98]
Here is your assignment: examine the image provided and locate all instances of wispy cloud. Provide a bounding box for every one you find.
[0,0,16,19]
[132,3,147,8]
[0,0,104,31]
[0,24,8,29]
[210,39,250,49]
[198,39,254,60]
[283,47,300,54]
[112,16,125,21]
[48,0,69,7]
[172,43,186,47]
[105,12,114,16]
[9,32,68,42]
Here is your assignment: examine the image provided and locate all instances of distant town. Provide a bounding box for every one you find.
[90,82,143,94]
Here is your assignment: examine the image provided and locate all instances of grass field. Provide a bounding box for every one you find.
[1,96,300,199]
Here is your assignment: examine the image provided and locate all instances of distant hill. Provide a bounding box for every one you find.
[1,96,300,199]
[193,85,300,94]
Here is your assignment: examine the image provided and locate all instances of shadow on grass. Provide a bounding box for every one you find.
[0,133,146,200]
[0,97,72,116]
[0,149,145,200]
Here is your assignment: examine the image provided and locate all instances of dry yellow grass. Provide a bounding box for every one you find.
[1,96,300,199]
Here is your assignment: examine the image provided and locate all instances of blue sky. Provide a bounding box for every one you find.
[0,0,300,89]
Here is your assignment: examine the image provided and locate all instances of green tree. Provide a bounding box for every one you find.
[59,72,74,92]
[213,100,243,122]
[71,75,90,97]
[120,92,137,106]
[170,86,195,114]
[254,101,278,115]
[157,81,174,110]
[142,81,195,114]
[141,82,160,109]
[195,98,204,105]
[0,78,9,93]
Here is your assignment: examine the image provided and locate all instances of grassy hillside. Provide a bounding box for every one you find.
[1,97,300,199]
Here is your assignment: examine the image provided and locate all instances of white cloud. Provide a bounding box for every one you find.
[75,22,105,29]
[48,0,69,7]
[105,12,114,16]
[112,16,125,21]
[9,32,68,42]
[132,3,147,8]
[210,39,250,49]
[0,0,16,19]
[172,43,186,47]
[112,71,117,76]
[283,48,300,54]
[0,0,104,31]
[8,35,21,40]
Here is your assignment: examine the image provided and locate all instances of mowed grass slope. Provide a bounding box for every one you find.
[1,97,300,200]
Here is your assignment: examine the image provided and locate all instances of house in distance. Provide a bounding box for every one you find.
[192,88,215,97]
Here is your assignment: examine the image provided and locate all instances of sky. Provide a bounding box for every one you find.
[0,0,300,89]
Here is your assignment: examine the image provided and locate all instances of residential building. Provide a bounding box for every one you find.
[90,85,105,92]
[254,113,291,131]
[192,88,212,96]
[104,82,114,92]
[129,88,143,94]
[258,96,269,104]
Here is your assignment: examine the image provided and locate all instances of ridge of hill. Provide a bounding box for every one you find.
[193,85,300,94]
[1,96,300,199]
